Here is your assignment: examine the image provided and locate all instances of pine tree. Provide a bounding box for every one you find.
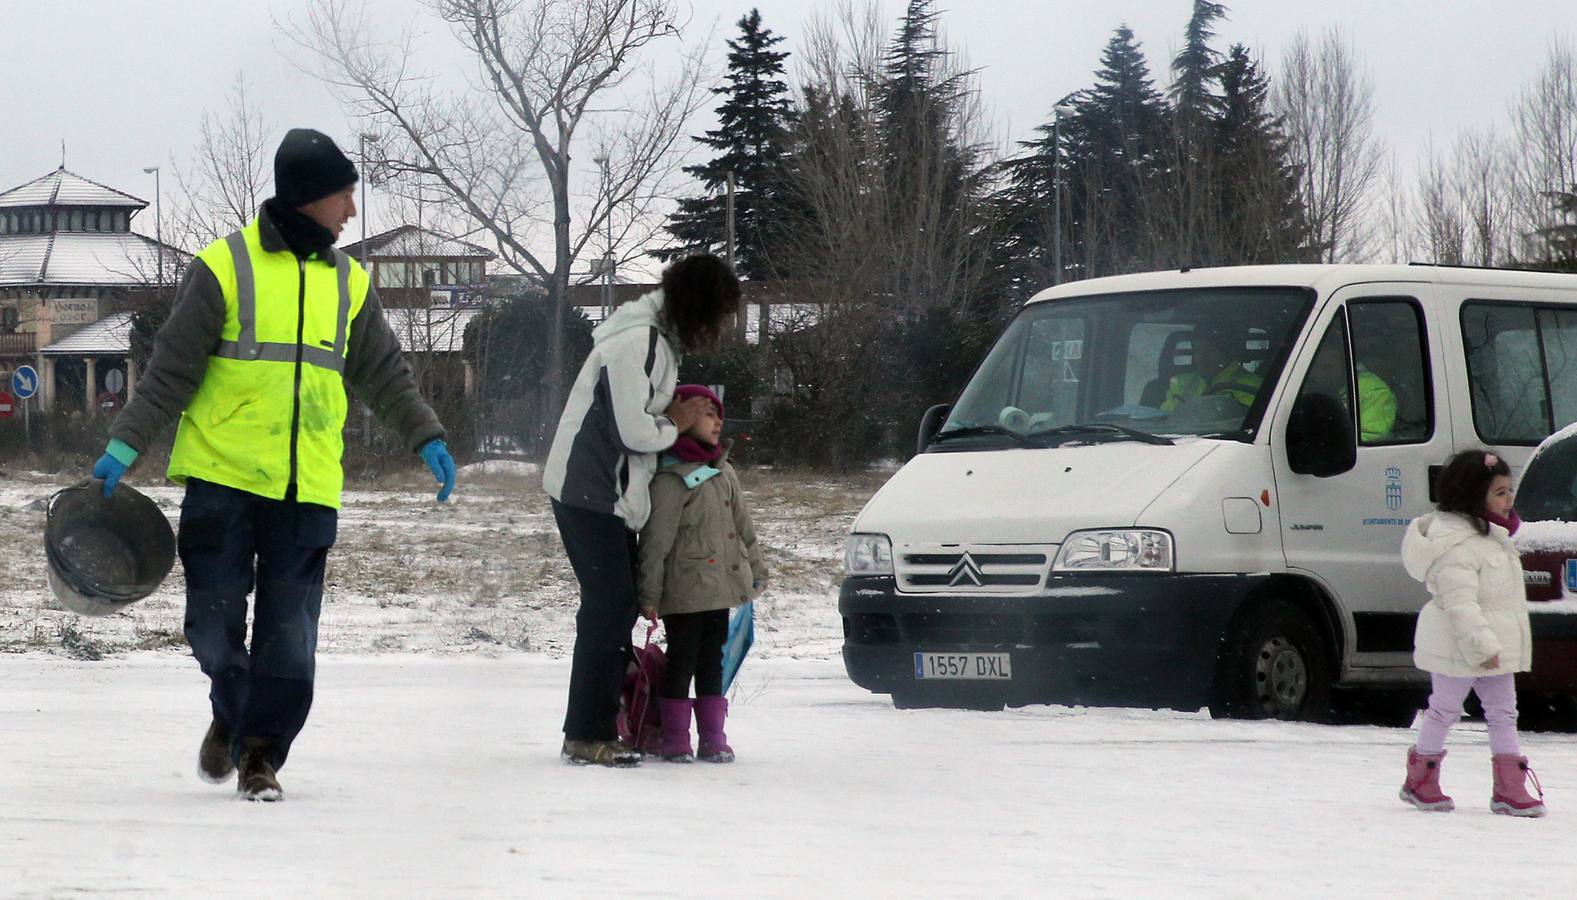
[1214,43,1314,261]
[659,9,791,278]
[1532,187,1577,272]
[1061,24,1170,277]
[1169,1,1228,126]
[871,0,992,314]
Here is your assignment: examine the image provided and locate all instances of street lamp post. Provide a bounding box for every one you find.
[1052,103,1075,286]
[357,133,379,261]
[594,155,614,320]
[141,166,161,287]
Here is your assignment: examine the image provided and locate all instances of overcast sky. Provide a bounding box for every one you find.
[3,0,1573,268]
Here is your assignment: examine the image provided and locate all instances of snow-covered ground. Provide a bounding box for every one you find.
[2,467,1574,896]
[2,654,1574,897]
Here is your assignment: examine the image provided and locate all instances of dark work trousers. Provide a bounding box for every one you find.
[552,499,640,742]
[660,609,729,699]
[179,478,336,770]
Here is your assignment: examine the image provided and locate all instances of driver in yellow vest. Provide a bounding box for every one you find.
[1161,328,1264,413]
[92,128,454,802]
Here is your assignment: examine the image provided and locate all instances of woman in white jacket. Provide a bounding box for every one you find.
[1398,450,1544,817]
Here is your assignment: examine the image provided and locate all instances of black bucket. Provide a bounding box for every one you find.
[44,481,176,617]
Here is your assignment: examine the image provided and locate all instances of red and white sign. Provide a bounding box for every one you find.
[97,391,122,413]
[0,391,13,419]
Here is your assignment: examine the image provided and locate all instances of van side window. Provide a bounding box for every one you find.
[1296,314,1354,428]
[1462,302,1551,444]
[1348,300,1430,444]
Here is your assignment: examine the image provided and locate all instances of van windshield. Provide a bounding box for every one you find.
[938,287,1314,448]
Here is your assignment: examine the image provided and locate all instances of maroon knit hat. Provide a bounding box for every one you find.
[673,383,723,419]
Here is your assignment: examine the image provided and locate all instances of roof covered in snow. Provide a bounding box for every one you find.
[0,232,188,287]
[383,306,481,354]
[40,311,135,356]
[0,168,148,210]
[342,225,494,260]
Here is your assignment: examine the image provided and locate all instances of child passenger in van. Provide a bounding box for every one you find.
[1398,450,1545,817]
[636,384,767,763]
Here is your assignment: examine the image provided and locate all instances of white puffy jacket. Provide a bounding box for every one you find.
[1400,511,1532,677]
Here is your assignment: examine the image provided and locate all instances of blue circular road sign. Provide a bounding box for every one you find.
[11,365,39,400]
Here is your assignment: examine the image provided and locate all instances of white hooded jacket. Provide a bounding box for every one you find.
[543,290,681,529]
[1400,511,1532,677]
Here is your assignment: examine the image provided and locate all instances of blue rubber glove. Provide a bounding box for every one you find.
[419,439,456,502]
[93,439,139,498]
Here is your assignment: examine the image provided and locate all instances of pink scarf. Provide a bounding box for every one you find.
[1484,509,1521,536]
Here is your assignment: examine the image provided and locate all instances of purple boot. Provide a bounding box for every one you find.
[695,695,735,763]
[1400,747,1454,812]
[658,698,694,763]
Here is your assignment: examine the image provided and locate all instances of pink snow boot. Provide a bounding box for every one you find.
[658,698,694,763]
[1490,754,1546,818]
[695,695,734,763]
[1399,747,1454,812]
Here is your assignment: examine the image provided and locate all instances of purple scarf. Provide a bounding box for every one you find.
[670,435,723,464]
[1484,509,1521,536]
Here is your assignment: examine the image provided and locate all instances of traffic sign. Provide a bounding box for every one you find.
[104,368,126,395]
[0,391,13,419]
[11,365,38,400]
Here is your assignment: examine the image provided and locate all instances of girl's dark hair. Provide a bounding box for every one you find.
[660,254,741,353]
[1435,448,1512,534]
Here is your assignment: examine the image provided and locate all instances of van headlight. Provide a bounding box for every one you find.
[1052,529,1174,572]
[845,533,894,575]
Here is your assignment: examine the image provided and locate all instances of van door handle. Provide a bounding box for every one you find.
[1428,464,1443,503]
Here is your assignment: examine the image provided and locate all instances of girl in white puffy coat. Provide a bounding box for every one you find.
[1398,450,1544,817]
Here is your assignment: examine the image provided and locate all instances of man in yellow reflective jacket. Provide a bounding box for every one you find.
[91,129,454,801]
[1161,329,1264,413]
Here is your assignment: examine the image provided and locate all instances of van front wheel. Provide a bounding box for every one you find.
[1209,601,1331,721]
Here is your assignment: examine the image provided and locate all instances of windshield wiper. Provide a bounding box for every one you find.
[928,425,1041,449]
[1027,422,1175,446]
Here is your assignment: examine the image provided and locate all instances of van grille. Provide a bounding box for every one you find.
[895,545,1054,594]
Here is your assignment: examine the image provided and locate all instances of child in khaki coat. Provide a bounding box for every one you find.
[637,384,767,762]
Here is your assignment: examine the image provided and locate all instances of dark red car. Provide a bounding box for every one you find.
[1511,426,1577,718]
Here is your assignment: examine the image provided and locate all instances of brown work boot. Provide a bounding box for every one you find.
[561,738,641,768]
[236,738,283,802]
[197,719,234,784]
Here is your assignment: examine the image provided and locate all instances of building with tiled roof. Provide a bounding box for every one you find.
[341,224,494,308]
[0,167,187,414]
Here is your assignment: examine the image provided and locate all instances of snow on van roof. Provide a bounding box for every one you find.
[1023,264,1577,306]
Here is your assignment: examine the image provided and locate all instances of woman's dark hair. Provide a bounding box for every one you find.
[660,254,740,353]
[1435,448,1512,534]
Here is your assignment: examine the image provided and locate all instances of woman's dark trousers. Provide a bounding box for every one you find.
[179,479,336,770]
[552,499,640,742]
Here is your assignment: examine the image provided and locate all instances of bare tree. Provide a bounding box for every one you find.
[167,73,274,253]
[1273,27,1384,262]
[283,0,710,440]
[1510,37,1577,264]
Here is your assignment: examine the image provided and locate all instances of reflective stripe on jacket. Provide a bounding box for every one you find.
[167,220,369,507]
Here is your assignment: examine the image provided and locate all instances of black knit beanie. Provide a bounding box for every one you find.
[274,128,358,208]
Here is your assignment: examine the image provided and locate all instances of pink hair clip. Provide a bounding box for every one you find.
[1484,453,1499,468]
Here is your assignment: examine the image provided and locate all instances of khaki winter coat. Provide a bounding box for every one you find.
[1401,511,1532,677]
[637,453,767,617]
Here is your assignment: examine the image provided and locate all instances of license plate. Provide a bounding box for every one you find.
[914,652,1012,680]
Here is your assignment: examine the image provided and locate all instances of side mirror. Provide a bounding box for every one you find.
[917,403,951,455]
[1286,393,1356,477]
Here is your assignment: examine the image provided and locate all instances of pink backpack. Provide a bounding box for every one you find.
[617,623,666,755]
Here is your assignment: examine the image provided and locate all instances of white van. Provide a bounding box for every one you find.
[840,264,1577,719]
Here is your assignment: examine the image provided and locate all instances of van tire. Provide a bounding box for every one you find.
[1208,601,1332,721]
